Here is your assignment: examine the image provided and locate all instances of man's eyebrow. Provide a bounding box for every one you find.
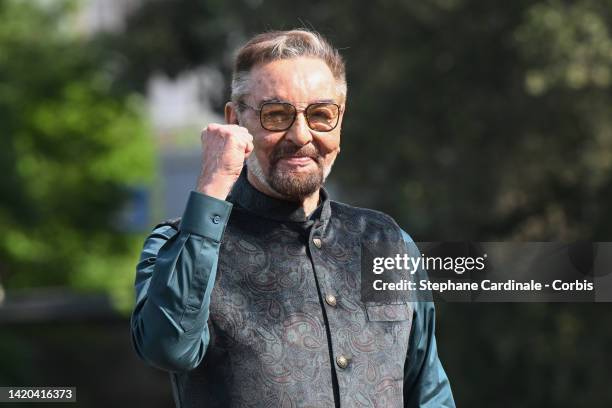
[259,97,337,104]
[258,97,284,105]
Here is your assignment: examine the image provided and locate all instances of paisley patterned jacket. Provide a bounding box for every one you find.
[131,170,455,407]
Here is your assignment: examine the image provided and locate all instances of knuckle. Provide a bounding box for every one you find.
[222,129,236,139]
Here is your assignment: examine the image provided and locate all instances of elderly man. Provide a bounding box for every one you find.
[131,29,455,407]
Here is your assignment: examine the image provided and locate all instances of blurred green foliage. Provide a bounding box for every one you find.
[0,0,154,310]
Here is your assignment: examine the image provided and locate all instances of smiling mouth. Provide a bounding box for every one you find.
[278,156,316,166]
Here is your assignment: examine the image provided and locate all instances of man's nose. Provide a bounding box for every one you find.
[285,112,313,146]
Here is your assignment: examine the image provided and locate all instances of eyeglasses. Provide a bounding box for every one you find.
[238,101,342,132]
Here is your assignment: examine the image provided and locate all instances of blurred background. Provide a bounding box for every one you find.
[1,0,612,406]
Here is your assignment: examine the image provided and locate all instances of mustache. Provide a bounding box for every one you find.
[270,143,322,165]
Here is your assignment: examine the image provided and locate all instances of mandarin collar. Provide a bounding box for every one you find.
[227,166,331,224]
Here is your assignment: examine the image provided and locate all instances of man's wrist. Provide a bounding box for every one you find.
[196,175,236,200]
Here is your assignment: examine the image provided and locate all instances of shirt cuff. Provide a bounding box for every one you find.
[179,191,233,242]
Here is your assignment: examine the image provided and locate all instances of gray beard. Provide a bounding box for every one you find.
[246,154,333,201]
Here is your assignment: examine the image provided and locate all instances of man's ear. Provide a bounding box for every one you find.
[225,102,239,125]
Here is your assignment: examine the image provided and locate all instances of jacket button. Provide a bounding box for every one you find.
[312,238,322,248]
[336,355,349,369]
[325,294,337,307]
[212,215,221,224]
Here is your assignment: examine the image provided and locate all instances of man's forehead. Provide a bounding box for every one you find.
[248,58,339,103]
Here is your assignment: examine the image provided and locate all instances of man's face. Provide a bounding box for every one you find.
[233,57,344,201]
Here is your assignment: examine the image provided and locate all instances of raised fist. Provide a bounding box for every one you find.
[195,123,254,200]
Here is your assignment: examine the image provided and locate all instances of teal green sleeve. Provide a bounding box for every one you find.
[130,191,232,372]
[401,230,456,407]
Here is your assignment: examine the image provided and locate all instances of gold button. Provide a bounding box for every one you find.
[312,238,322,248]
[336,355,349,369]
[325,294,337,307]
